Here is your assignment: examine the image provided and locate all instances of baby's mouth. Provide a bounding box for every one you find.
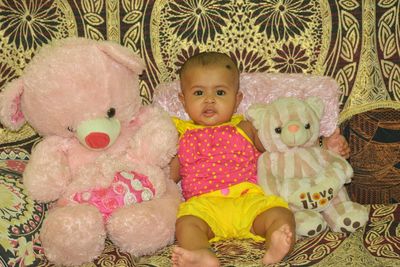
[203,109,216,117]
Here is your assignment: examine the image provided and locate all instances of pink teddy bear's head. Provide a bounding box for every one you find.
[0,37,145,150]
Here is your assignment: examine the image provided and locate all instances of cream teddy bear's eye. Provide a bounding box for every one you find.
[275,127,282,134]
[305,123,311,129]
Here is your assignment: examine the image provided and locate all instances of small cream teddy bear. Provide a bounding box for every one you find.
[247,97,368,237]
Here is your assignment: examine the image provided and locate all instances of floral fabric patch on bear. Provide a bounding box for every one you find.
[72,171,155,220]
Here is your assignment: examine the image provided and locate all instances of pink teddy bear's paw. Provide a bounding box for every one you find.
[107,202,177,256]
[107,180,181,256]
[40,204,106,266]
[128,105,178,167]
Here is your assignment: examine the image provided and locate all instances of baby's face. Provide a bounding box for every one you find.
[179,64,242,126]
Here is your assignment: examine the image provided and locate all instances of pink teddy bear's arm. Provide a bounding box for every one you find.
[129,105,178,168]
[23,136,71,203]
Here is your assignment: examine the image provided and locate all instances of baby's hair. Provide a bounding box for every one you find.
[179,51,239,81]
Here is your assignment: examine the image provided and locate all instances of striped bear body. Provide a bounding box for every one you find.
[247,97,368,237]
[257,146,352,212]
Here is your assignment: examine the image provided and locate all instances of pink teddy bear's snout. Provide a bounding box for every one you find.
[76,117,121,150]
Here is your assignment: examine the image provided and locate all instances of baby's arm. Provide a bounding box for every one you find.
[239,120,266,152]
[321,128,350,159]
[170,155,181,183]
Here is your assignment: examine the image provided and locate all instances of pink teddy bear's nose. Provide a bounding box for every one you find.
[85,132,110,149]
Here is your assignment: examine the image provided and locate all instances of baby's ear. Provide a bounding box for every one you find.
[178,92,185,106]
[96,41,145,74]
[235,91,243,110]
[246,103,268,130]
[0,78,26,131]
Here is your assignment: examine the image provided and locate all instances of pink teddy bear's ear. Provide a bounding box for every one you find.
[96,41,145,74]
[0,78,26,131]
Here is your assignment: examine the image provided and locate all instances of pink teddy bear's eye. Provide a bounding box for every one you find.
[107,108,116,118]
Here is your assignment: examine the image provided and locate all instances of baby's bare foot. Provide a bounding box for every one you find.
[263,224,293,265]
[172,246,219,267]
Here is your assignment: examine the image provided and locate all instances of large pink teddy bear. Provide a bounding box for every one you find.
[0,38,181,266]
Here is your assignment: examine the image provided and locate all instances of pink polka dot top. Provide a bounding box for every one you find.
[173,115,260,200]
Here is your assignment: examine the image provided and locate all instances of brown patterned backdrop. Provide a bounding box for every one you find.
[0,0,400,146]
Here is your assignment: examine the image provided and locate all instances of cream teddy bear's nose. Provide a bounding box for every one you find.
[288,124,299,133]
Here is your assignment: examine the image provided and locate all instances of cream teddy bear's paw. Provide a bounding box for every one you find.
[294,210,327,237]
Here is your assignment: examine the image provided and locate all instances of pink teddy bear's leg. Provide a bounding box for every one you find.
[107,179,181,256]
[40,204,106,266]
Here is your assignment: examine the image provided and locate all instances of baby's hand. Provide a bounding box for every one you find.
[323,128,351,159]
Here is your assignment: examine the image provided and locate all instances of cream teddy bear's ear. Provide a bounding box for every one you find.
[246,103,269,131]
[0,78,26,131]
[305,96,324,119]
[96,41,145,75]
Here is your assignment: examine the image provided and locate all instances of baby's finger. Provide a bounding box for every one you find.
[332,128,340,136]
[343,148,351,158]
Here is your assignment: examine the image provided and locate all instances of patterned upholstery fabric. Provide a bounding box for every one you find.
[0,1,399,266]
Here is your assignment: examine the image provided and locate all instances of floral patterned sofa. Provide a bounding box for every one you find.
[0,1,399,266]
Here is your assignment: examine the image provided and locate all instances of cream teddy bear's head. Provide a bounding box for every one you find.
[247,96,324,152]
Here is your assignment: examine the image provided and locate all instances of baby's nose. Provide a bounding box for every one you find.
[205,95,215,103]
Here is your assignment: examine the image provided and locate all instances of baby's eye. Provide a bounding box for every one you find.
[194,90,203,96]
[216,90,226,96]
[67,126,75,133]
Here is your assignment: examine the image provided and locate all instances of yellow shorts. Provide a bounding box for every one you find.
[177,182,289,242]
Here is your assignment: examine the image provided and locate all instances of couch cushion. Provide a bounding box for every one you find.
[138,204,399,266]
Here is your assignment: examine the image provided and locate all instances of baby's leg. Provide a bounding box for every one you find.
[251,207,296,265]
[172,215,219,267]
